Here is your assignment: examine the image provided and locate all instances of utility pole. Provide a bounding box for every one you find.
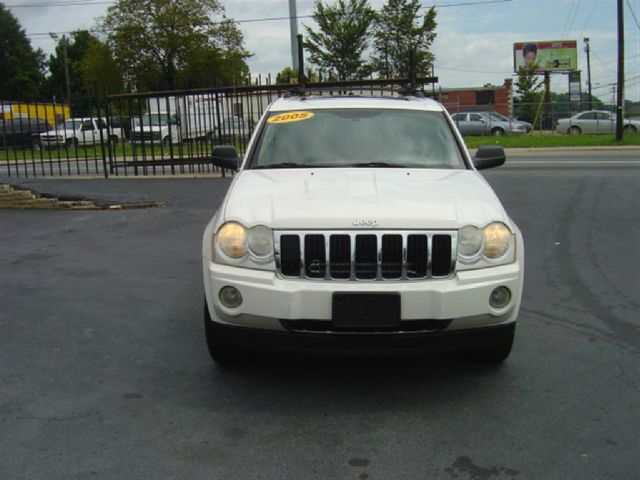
[49,32,72,111]
[584,37,592,110]
[615,0,624,140]
[289,0,299,71]
[62,35,71,111]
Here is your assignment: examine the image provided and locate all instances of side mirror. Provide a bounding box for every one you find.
[473,145,506,170]
[211,145,239,170]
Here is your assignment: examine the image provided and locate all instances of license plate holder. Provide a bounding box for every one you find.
[332,293,400,329]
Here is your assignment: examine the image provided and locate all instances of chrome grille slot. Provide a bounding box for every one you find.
[431,234,452,277]
[275,230,457,281]
[329,235,351,279]
[406,234,428,278]
[279,235,301,276]
[381,234,403,279]
[355,235,377,279]
[304,234,326,278]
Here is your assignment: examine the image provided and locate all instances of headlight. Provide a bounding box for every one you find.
[248,225,273,257]
[482,222,512,259]
[457,225,483,260]
[216,222,248,259]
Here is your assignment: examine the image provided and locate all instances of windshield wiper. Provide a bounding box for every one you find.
[347,162,401,168]
[253,162,308,169]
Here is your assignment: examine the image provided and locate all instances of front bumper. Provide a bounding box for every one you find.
[207,318,516,355]
[203,256,524,334]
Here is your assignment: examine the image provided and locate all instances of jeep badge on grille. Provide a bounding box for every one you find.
[353,219,379,227]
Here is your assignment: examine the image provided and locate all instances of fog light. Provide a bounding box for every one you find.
[489,286,511,308]
[219,286,242,308]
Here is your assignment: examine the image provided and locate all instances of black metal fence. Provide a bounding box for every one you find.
[1,77,435,178]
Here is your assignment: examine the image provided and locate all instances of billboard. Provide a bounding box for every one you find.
[513,41,578,73]
[568,71,581,102]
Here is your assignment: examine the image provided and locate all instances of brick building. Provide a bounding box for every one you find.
[437,79,513,116]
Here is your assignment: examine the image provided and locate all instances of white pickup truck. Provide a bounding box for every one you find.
[202,95,525,365]
[40,117,123,148]
[130,95,219,145]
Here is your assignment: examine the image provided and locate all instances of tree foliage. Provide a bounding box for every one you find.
[275,66,320,84]
[98,0,250,91]
[79,34,123,98]
[46,31,95,110]
[304,0,376,80]
[0,4,46,101]
[372,0,437,78]
[514,65,543,124]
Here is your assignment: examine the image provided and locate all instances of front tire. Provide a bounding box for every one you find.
[623,125,637,134]
[491,128,505,137]
[204,300,252,365]
[568,126,581,135]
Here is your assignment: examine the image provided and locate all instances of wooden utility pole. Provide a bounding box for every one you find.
[615,0,624,140]
[63,35,71,111]
[584,37,592,110]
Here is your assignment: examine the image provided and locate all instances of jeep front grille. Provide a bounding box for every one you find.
[274,230,457,280]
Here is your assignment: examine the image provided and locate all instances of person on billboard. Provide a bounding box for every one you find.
[523,43,538,69]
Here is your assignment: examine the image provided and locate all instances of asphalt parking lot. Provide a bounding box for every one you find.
[1,150,638,480]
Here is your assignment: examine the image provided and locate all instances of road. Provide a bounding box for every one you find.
[0,150,638,479]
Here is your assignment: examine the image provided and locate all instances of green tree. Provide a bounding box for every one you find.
[373,0,437,78]
[79,35,124,98]
[304,0,376,80]
[513,65,543,125]
[46,31,94,111]
[98,0,250,91]
[275,66,319,84]
[0,4,46,101]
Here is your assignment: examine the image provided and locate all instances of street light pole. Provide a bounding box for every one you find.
[49,33,72,111]
[584,37,592,110]
[62,35,71,111]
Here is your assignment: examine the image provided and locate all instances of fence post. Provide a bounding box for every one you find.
[95,84,109,178]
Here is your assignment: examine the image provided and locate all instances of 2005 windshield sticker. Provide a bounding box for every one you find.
[267,111,315,124]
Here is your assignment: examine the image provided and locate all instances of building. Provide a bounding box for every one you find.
[438,79,513,116]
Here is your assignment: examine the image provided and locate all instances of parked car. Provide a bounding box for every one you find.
[216,116,251,142]
[39,117,123,148]
[202,95,524,365]
[493,112,533,133]
[556,110,640,134]
[0,118,51,149]
[450,111,528,136]
[130,113,180,145]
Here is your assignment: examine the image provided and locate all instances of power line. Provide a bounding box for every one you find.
[10,0,513,10]
[22,0,516,37]
[6,0,112,6]
[579,0,598,40]
[437,66,507,74]
[626,0,640,29]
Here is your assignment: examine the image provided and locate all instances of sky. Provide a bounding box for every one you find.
[6,0,640,102]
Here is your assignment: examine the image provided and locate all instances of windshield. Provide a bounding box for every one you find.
[58,120,81,130]
[133,114,171,127]
[250,109,464,169]
[488,113,508,122]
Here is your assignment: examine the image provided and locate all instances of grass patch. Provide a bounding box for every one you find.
[464,132,640,149]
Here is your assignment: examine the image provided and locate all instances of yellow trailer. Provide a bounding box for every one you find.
[1,102,70,127]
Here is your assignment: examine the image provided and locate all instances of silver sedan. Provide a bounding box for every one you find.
[556,110,640,134]
[450,112,529,136]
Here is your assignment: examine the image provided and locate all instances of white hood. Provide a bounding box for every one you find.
[222,168,507,230]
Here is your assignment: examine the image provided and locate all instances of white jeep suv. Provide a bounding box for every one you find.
[202,95,524,364]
